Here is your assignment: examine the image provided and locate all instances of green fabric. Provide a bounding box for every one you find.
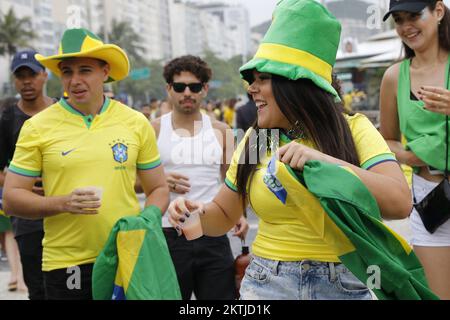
[240,58,339,103]
[0,215,12,232]
[240,0,341,100]
[92,206,181,300]
[397,56,450,171]
[61,29,101,54]
[294,161,438,300]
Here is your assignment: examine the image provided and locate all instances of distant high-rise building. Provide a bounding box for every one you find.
[169,0,203,57]
[323,0,390,54]
[169,0,251,60]
[87,0,172,61]
[195,1,251,58]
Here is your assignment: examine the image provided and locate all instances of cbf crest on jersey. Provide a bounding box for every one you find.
[110,140,128,164]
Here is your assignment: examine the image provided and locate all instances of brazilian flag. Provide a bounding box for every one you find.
[265,159,438,300]
[92,206,181,300]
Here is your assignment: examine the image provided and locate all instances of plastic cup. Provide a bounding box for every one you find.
[182,209,203,241]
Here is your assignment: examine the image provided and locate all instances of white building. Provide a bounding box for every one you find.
[88,0,172,61]
[0,0,252,94]
[169,0,251,60]
[195,1,251,59]
[52,0,91,53]
[169,0,200,57]
[322,0,396,55]
[0,0,54,94]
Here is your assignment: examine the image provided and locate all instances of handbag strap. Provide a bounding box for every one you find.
[446,115,449,178]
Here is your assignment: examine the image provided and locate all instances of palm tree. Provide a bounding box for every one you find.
[0,8,37,71]
[99,20,146,62]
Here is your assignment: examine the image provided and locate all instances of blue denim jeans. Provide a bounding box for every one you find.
[240,256,373,300]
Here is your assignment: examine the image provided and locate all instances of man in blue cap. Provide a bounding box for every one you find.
[0,49,54,299]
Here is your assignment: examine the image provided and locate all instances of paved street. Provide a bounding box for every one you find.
[0,211,411,301]
[0,259,28,300]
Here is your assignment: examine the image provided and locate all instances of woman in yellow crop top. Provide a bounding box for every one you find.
[168,0,412,300]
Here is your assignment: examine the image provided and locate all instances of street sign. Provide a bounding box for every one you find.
[130,68,151,81]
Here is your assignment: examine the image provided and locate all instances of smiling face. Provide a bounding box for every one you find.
[247,70,291,130]
[393,4,444,52]
[59,58,110,109]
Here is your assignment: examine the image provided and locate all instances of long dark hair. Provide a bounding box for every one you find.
[235,75,360,204]
[404,1,450,58]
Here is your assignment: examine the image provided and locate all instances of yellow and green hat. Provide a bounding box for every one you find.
[240,0,341,100]
[35,28,130,83]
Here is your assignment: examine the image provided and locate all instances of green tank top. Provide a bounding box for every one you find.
[397,56,450,171]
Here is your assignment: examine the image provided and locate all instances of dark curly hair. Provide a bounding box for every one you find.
[163,55,212,84]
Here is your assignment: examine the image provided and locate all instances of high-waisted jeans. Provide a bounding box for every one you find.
[240,256,373,300]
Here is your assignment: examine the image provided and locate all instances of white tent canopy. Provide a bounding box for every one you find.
[336,30,403,69]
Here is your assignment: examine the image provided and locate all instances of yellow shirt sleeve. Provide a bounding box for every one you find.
[9,120,42,177]
[347,113,397,169]
[226,114,396,191]
[136,115,161,170]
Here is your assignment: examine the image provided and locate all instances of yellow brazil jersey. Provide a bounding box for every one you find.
[225,113,397,262]
[9,97,161,271]
[223,106,235,127]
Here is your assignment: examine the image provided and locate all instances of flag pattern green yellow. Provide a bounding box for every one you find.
[266,159,438,300]
[92,206,181,300]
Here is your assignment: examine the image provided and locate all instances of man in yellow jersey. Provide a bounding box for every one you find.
[2,28,169,300]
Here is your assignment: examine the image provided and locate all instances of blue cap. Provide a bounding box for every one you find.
[11,50,45,74]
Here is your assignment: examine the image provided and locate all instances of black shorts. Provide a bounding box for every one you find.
[43,263,93,300]
[163,228,236,300]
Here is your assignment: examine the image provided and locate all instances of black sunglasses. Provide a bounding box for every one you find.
[172,82,203,93]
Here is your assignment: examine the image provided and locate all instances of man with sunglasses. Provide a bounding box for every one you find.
[152,55,248,300]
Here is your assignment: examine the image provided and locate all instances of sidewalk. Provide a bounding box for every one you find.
[0,260,28,300]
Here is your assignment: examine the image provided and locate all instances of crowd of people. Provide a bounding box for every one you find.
[0,0,449,300]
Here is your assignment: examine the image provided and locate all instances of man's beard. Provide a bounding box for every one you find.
[176,99,199,115]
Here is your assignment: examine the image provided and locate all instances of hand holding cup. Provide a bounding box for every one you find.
[65,186,103,215]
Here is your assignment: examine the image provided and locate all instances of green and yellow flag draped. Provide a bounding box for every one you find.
[92,206,181,300]
[266,159,438,300]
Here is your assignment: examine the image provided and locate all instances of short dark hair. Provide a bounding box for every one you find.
[163,55,212,84]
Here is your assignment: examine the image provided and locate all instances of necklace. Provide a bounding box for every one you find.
[285,121,305,140]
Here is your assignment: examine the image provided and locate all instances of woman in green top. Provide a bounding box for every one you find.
[380,0,450,299]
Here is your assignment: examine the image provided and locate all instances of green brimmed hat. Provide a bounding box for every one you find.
[240,0,341,100]
[35,28,130,83]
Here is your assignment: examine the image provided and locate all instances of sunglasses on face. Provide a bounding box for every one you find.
[172,82,203,93]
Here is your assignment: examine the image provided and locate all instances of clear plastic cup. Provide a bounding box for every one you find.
[182,209,203,241]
